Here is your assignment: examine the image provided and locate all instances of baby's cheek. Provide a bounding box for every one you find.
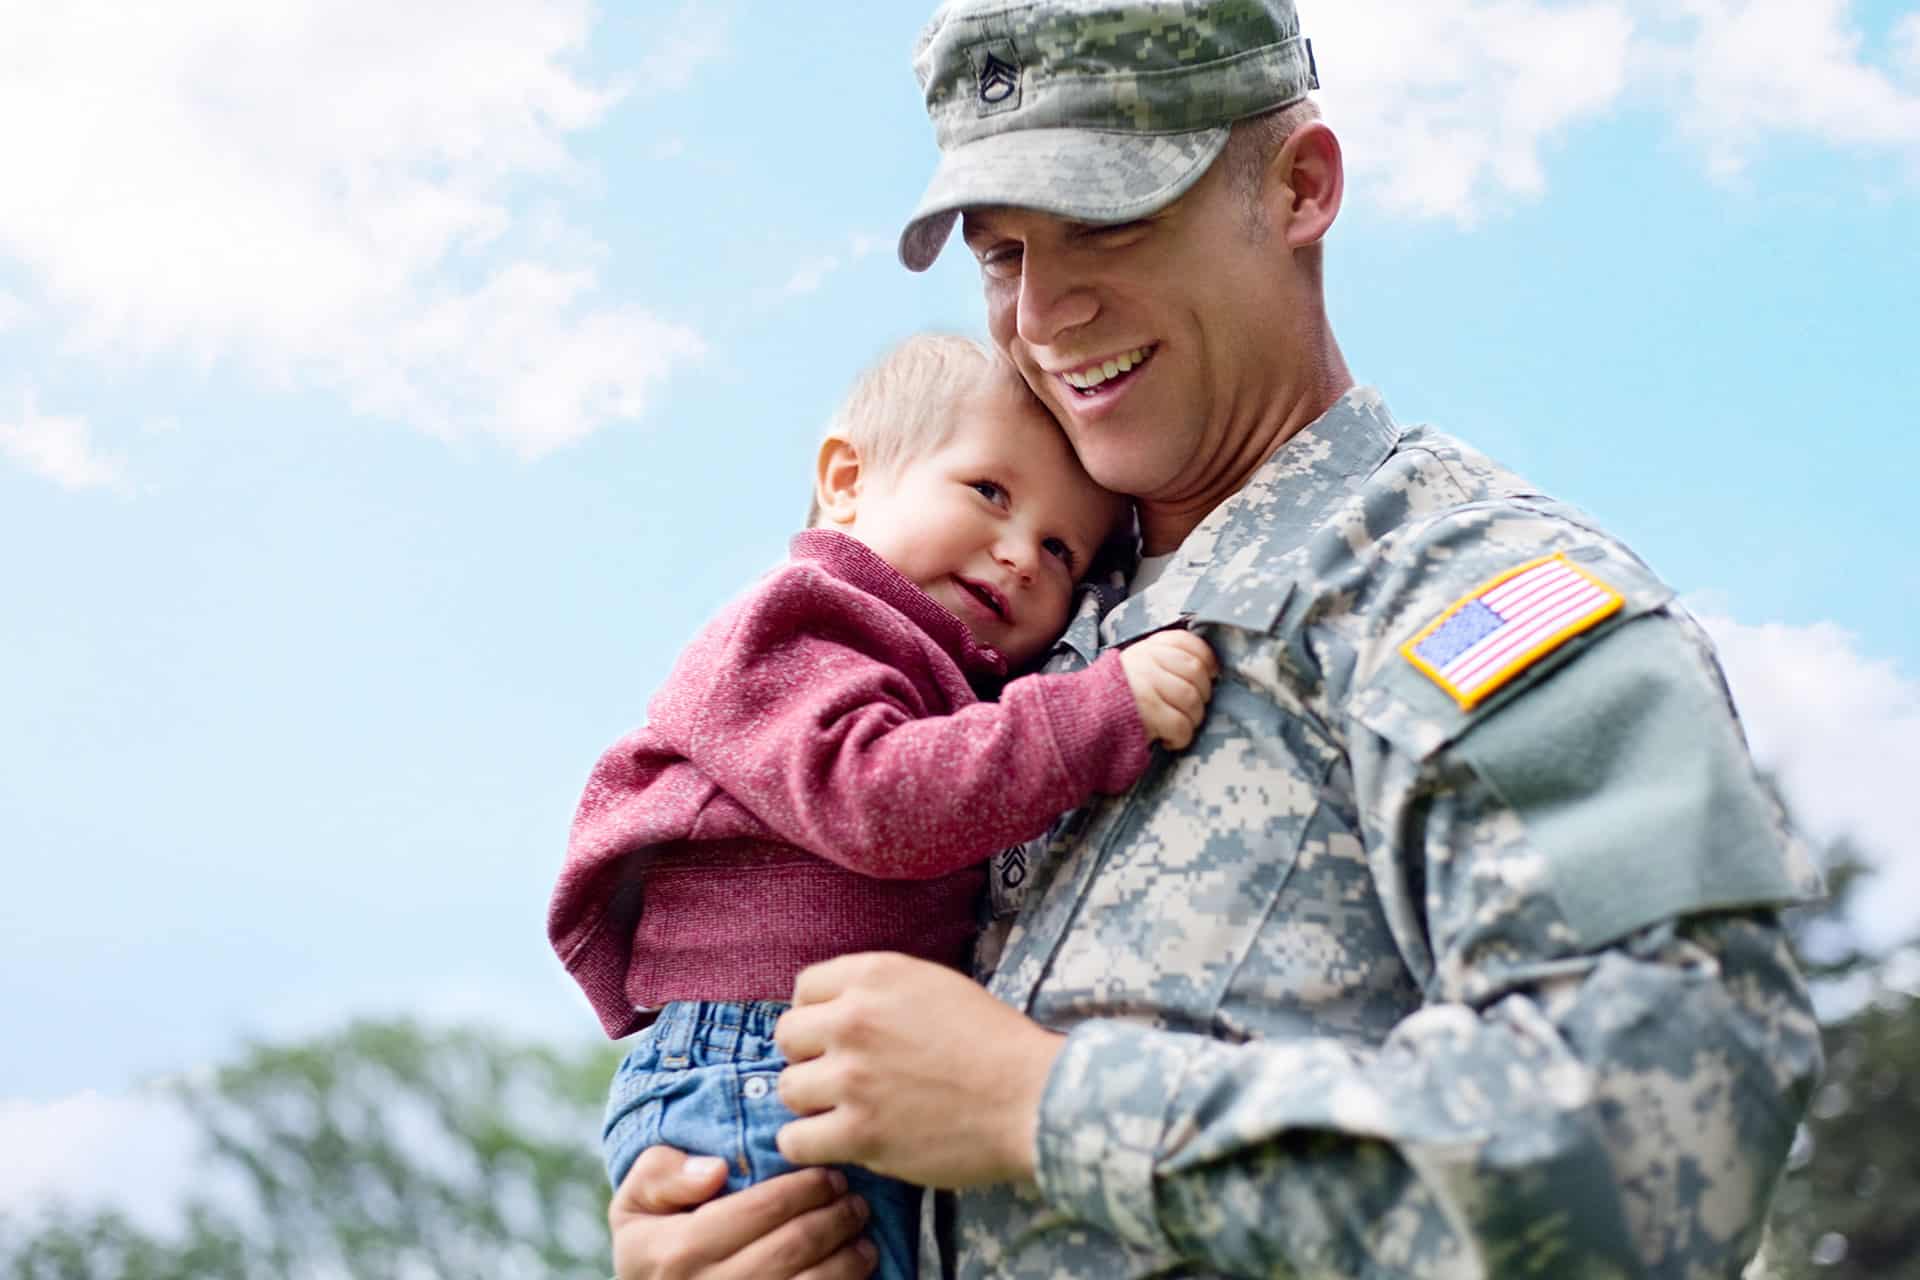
[1044,589,1075,633]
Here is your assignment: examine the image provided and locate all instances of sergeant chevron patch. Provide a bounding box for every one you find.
[1401,553,1623,710]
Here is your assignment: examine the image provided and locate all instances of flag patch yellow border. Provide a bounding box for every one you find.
[1400,553,1624,710]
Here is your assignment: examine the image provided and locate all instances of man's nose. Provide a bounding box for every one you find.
[1015,249,1096,348]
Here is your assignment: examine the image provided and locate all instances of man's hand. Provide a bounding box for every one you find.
[774,952,1064,1189]
[1120,629,1218,749]
[609,1145,875,1280]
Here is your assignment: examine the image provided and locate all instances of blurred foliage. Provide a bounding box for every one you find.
[1761,829,1920,1280]
[0,1020,622,1280]
[3,799,1915,1277]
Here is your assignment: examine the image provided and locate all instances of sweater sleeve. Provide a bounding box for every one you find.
[657,581,1151,880]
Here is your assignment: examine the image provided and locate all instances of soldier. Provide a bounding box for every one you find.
[610,1,1824,1276]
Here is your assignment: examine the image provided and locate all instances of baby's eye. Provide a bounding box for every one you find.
[971,480,1007,506]
[1042,537,1076,571]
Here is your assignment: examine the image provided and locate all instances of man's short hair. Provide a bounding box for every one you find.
[806,333,1014,526]
[1222,97,1323,245]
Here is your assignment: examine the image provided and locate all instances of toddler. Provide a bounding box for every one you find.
[548,335,1216,1277]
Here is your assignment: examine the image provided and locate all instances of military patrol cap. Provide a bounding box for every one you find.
[900,0,1319,271]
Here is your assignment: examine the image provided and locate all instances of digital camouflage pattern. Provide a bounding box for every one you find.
[935,388,1824,1278]
[901,0,1317,270]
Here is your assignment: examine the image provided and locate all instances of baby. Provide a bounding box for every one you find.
[548,334,1216,1277]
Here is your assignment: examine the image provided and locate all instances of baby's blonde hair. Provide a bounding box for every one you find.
[807,333,1025,526]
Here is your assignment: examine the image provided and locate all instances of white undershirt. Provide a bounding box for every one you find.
[1129,550,1178,594]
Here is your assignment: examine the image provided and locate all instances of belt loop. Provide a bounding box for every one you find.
[659,1002,696,1069]
[711,1004,742,1059]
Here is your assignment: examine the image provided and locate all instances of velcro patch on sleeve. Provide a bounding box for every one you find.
[1401,553,1624,710]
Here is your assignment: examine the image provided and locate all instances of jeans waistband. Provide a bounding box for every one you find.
[651,999,790,1068]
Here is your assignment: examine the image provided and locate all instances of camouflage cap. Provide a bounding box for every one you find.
[900,0,1318,271]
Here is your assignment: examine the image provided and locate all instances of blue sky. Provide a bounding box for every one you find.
[3,0,1919,1219]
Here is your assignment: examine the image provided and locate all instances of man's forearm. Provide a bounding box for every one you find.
[1030,914,1819,1277]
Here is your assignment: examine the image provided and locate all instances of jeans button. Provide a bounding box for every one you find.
[744,1075,770,1100]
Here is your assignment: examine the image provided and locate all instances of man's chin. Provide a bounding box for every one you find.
[1075,447,1181,507]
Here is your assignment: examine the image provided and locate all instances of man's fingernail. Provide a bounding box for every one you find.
[828,1168,849,1193]
[850,1194,870,1223]
[857,1239,879,1263]
[687,1156,728,1179]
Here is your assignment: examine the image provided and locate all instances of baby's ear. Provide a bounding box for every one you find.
[813,435,863,526]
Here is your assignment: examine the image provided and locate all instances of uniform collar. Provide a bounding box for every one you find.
[1103,386,1402,643]
[788,528,1010,679]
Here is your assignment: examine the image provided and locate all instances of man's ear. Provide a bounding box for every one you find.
[1269,120,1343,250]
[813,434,863,527]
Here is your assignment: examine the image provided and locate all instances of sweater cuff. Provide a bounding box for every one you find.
[1034,1019,1196,1253]
[1029,649,1152,795]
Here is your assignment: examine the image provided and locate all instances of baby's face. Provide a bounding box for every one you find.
[848,378,1126,668]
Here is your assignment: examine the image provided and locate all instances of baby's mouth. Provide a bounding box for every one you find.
[956,576,1008,621]
[1061,345,1155,397]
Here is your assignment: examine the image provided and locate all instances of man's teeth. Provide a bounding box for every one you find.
[1063,346,1152,391]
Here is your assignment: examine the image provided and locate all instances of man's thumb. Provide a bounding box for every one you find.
[614,1145,730,1215]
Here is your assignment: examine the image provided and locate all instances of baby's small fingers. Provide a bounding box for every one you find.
[1145,665,1193,710]
[1167,630,1218,671]
[1149,647,1211,689]
[1158,660,1215,710]
[1172,682,1209,723]
[1146,679,1208,744]
[1147,629,1204,660]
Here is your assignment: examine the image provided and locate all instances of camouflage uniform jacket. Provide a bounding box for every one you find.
[942,388,1824,1279]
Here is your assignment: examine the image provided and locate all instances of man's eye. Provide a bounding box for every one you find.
[971,480,1006,504]
[976,246,1022,278]
[1083,220,1149,246]
[1043,537,1076,570]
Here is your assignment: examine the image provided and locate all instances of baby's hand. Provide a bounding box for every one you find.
[1119,629,1219,750]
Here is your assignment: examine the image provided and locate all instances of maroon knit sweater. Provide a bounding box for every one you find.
[549,530,1151,1038]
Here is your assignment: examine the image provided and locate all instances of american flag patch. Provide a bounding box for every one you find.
[1401,553,1624,710]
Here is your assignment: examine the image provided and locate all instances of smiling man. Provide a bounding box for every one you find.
[609,2,1823,1277]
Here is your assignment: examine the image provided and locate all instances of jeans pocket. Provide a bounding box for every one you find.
[602,1069,664,1190]
[639,1061,755,1191]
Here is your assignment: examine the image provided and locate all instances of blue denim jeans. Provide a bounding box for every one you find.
[603,1000,920,1279]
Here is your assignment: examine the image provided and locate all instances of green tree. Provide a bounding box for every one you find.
[1,1020,623,1280]
[1763,836,1920,1280]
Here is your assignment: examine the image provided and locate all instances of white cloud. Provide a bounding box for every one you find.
[1298,0,1920,221]
[0,396,130,492]
[1661,0,1920,177]
[1303,0,1636,221]
[1693,607,1920,948]
[780,255,843,299]
[766,234,890,305]
[0,1089,199,1230]
[345,262,704,457]
[0,290,25,334]
[0,980,593,1234]
[635,4,732,96]
[0,0,703,457]
[1899,12,1920,79]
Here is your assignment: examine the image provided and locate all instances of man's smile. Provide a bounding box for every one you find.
[1058,345,1156,396]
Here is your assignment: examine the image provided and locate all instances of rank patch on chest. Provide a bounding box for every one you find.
[1401,553,1623,710]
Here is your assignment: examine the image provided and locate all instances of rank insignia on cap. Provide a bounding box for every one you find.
[977,51,1019,106]
[1401,553,1624,710]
